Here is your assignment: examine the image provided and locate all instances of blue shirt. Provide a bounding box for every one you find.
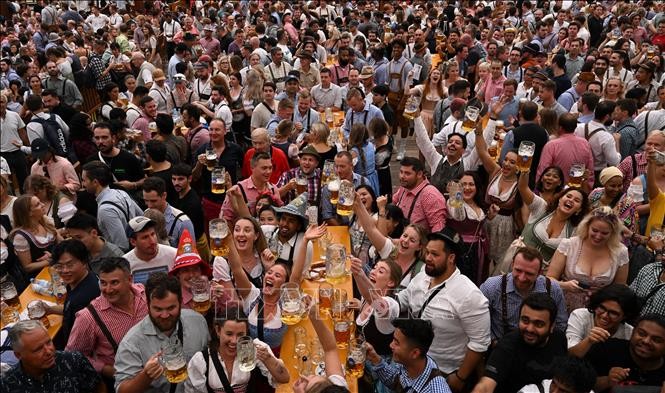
[342,101,385,139]
[320,173,368,224]
[292,108,320,133]
[491,96,519,125]
[557,87,580,112]
[372,356,452,393]
[163,204,195,248]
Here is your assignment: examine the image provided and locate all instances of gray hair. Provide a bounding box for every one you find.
[9,320,46,351]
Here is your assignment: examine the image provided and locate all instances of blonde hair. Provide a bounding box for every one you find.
[574,206,625,259]
[603,77,624,99]
[310,122,330,143]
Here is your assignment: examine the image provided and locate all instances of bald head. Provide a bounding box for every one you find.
[250,37,260,49]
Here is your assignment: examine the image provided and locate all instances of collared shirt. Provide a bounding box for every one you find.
[341,101,385,138]
[391,178,447,234]
[89,52,112,90]
[277,166,322,205]
[65,284,148,372]
[42,76,84,108]
[536,133,595,189]
[167,54,184,87]
[557,86,580,112]
[614,118,640,159]
[397,269,491,373]
[330,64,350,87]
[618,152,648,193]
[603,67,634,86]
[264,61,292,92]
[384,57,413,93]
[96,187,143,251]
[370,57,389,86]
[114,309,210,393]
[292,108,320,133]
[296,66,321,90]
[240,147,291,184]
[480,274,568,340]
[265,227,314,267]
[30,157,80,195]
[320,173,367,224]
[311,83,343,109]
[634,109,665,151]
[626,79,659,103]
[221,176,283,223]
[565,54,584,80]
[372,356,452,393]
[574,119,621,170]
[149,84,175,114]
[481,75,507,104]
[2,351,101,393]
[541,100,569,117]
[162,204,195,248]
[630,262,665,316]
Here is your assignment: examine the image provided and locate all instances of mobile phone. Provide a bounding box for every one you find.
[578,281,590,289]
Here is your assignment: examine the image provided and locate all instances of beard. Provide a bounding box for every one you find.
[150,310,180,333]
[425,262,447,277]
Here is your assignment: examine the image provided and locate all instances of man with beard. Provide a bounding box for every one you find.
[585,314,665,391]
[277,145,322,206]
[267,192,314,268]
[471,293,567,393]
[170,163,207,260]
[398,227,490,393]
[42,61,83,109]
[331,46,352,88]
[265,47,292,93]
[132,96,159,140]
[114,272,209,393]
[574,101,621,182]
[122,217,177,285]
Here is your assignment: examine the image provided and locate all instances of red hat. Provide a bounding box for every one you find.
[169,229,212,277]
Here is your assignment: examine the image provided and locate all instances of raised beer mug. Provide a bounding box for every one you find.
[280,282,305,325]
[336,180,355,217]
[237,336,257,372]
[346,337,367,378]
[191,277,211,314]
[325,243,348,284]
[321,160,335,185]
[517,141,536,172]
[205,148,218,171]
[446,180,464,209]
[1,281,21,311]
[211,166,226,194]
[296,174,308,195]
[403,93,421,120]
[160,338,188,383]
[209,219,229,257]
[462,106,480,132]
[568,163,586,188]
[328,178,340,205]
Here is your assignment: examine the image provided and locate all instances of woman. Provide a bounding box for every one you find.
[354,36,369,61]
[140,24,162,69]
[547,206,629,312]
[353,193,427,290]
[567,284,639,358]
[68,113,98,163]
[474,61,491,98]
[407,67,446,136]
[258,205,278,226]
[240,53,262,83]
[228,71,248,145]
[272,120,299,164]
[242,69,264,118]
[121,74,137,102]
[551,27,569,54]
[217,55,232,77]
[442,61,462,92]
[446,171,491,284]
[348,124,379,195]
[474,119,521,269]
[23,74,43,102]
[309,123,338,170]
[588,167,637,238]
[602,77,624,102]
[511,169,589,274]
[100,82,123,120]
[184,306,290,392]
[9,195,61,279]
[370,118,393,199]
[534,166,565,205]
[24,175,77,229]
[349,185,378,265]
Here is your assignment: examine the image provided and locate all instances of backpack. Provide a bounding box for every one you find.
[29,114,76,163]
[74,64,95,88]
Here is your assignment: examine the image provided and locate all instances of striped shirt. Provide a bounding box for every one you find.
[65,284,148,373]
[372,356,452,393]
[630,262,665,316]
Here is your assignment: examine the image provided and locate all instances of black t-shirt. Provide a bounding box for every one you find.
[152,167,179,206]
[51,103,79,126]
[173,188,205,239]
[586,338,665,391]
[193,141,244,203]
[485,330,567,393]
[94,149,145,183]
[513,123,550,188]
[55,271,101,349]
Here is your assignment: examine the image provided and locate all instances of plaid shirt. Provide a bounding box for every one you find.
[89,52,112,90]
[630,262,665,316]
[618,151,648,193]
[276,167,322,206]
[372,356,452,393]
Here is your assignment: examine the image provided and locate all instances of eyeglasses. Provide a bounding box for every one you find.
[594,304,622,320]
[53,262,81,272]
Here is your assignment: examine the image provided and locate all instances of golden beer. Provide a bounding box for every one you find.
[334,320,350,348]
[296,178,308,195]
[206,156,218,171]
[211,181,226,194]
[280,300,303,325]
[568,164,585,188]
[164,363,188,383]
[328,180,340,204]
[517,141,535,172]
[210,236,229,257]
[346,354,365,378]
[461,118,477,132]
[517,155,533,172]
[192,294,211,314]
[1,302,19,325]
[488,141,498,161]
[336,201,353,216]
[3,294,20,310]
[118,97,129,107]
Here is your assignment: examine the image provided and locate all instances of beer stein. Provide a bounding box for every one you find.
[237,336,257,372]
[325,108,334,127]
[268,236,283,260]
[1,301,19,325]
[446,181,464,209]
[325,244,348,284]
[568,164,586,188]
[211,166,226,194]
[318,282,333,315]
[331,288,349,320]
[403,92,422,120]
[191,277,211,314]
[336,180,355,217]
[328,178,340,205]
[296,174,308,195]
[280,282,305,325]
[346,336,367,378]
[321,160,335,185]
[160,338,188,383]
[205,148,218,171]
[27,300,50,329]
[462,106,480,132]
[209,219,229,257]
[332,300,351,349]
[148,122,158,137]
[318,230,332,259]
[1,281,21,311]
[517,141,536,172]
[488,140,499,162]
[306,206,318,226]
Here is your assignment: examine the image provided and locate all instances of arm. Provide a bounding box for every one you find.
[603,135,621,166]
[225,224,253,299]
[308,305,344,378]
[517,169,535,206]
[350,257,380,304]
[65,311,106,373]
[290,224,327,284]
[13,234,50,273]
[352,193,390,252]
[116,349,164,393]
[62,162,81,194]
[474,121,501,177]
[471,377,498,393]
[613,261,628,285]
[226,184,252,220]
[414,115,443,171]
[375,196,391,236]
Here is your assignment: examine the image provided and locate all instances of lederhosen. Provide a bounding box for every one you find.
[503,65,524,83]
[150,85,175,112]
[196,78,211,101]
[333,64,349,86]
[387,60,408,127]
[349,110,370,130]
[267,62,287,89]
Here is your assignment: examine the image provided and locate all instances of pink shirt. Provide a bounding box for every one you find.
[200,36,220,56]
[65,284,148,372]
[30,156,80,195]
[392,179,447,233]
[536,133,595,189]
[131,113,154,141]
[221,176,283,224]
[482,75,506,104]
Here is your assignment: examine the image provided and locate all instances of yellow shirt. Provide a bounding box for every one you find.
[646,190,665,235]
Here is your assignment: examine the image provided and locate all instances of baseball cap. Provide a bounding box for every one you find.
[126,216,156,238]
[31,138,50,159]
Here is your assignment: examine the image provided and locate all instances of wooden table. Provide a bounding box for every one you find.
[14,267,63,338]
[277,226,358,393]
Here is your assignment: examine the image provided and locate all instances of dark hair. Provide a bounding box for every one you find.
[98,257,132,274]
[65,212,100,232]
[547,187,589,227]
[26,94,44,111]
[580,92,601,112]
[68,112,94,142]
[145,272,182,304]
[181,103,201,120]
[520,101,539,121]
[251,151,271,167]
[594,100,616,120]
[615,98,637,117]
[557,113,578,134]
[460,171,486,209]
[142,176,167,195]
[155,113,174,136]
[82,160,114,187]
[385,203,408,238]
[171,163,192,177]
[134,85,149,98]
[535,166,565,194]
[587,284,640,323]
[139,95,155,108]
[41,89,59,99]
[102,82,119,102]
[635,313,665,331]
[521,292,558,324]
[553,53,566,68]
[51,239,91,267]
[146,139,167,162]
[512,246,544,272]
[450,79,471,96]
[355,184,378,213]
[551,356,597,393]
[400,156,425,173]
[391,318,435,358]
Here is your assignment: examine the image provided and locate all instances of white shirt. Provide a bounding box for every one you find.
[397,268,491,373]
[0,110,26,152]
[566,308,633,348]
[26,112,69,144]
[519,380,595,393]
[162,20,182,42]
[574,119,621,170]
[211,100,233,130]
[311,83,343,109]
[603,67,634,87]
[123,244,177,284]
[149,84,175,113]
[86,13,110,32]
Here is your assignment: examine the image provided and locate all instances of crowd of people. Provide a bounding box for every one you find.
[1,0,665,393]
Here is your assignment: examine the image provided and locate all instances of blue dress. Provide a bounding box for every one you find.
[352,143,380,195]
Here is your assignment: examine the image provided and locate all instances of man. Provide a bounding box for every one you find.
[340,68,365,110]
[265,47,292,92]
[366,318,452,393]
[180,104,209,163]
[604,50,634,87]
[2,320,104,393]
[480,247,568,342]
[241,128,290,184]
[267,192,315,267]
[162,13,182,61]
[170,163,208,260]
[42,61,83,109]
[123,216,177,285]
[276,71,301,105]
[585,314,665,390]
[612,98,640,159]
[92,122,145,197]
[371,85,394,127]
[491,80,519,126]
[516,67,539,101]
[432,98,468,154]
[565,38,585,80]
[84,5,110,32]
[398,227,490,392]
[199,25,220,58]
[292,90,320,134]
[537,113,595,189]
[538,80,568,117]
[576,92,601,124]
[320,151,368,226]
[223,152,283,223]
[131,96,159,140]
[518,356,597,393]
[471,293,568,393]
[41,89,78,125]
[24,95,70,152]
[504,48,524,83]
[384,39,413,157]
[507,102,550,187]
[433,80,472,133]
[480,60,507,104]
[618,130,665,193]
[114,272,209,393]
[250,82,280,130]
[65,212,124,274]
[194,85,232,129]
[126,86,149,128]
[574,101,621,180]
[132,52,156,89]
[266,98,295,138]
[29,139,80,201]
[89,40,113,96]
[631,261,665,316]
[0,94,28,192]
[311,68,343,111]
[81,160,143,251]
[142,176,194,248]
[408,42,431,87]
[559,72,596,112]
[368,44,389,86]
[277,145,322,206]
[626,62,659,104]
[295,50,320,91]
[341,88,384,139]
[390,154,448,233]
[359,66,375,100]
[148,69,174,114]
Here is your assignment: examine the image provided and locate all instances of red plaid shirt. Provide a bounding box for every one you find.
[392,179,447,233]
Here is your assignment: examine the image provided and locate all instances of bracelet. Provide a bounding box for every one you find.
[454,370,467,382]
[489,116,498,121]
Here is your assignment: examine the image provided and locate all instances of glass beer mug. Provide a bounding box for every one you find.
[517,141,536,172]
[462,106,480,132]
[318,282,333,315]
[191,277,211,314]
[27,300,50,328]
[321,160,335,185]
[280,282,305,325]
[296,174,308,195]
[211,166,226,194]
[237,336,257,372]
[346,337,367,378]
[1,281,21,311]
[205,148,218,171]
[160,338,188,383]
[403,92,421,120]
[568,163,585,188]
[328,178,340,205]
[447,180,464,209]
[336,180,354,216]
[209,219,229,257]
[331,289,350,348]
[326,243,349,284]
